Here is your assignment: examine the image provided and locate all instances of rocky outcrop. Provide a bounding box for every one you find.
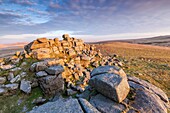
[0,34,169,113]
[127,76,169,113]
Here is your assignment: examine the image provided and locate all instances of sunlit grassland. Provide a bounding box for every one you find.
[95,42,170,97]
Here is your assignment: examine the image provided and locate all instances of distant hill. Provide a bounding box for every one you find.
[93,35,170,47]
[125,35,170,47]
[0,42,28,49]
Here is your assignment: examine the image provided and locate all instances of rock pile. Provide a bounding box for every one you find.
[23,34,124,94]
[23,34,103,93]
[29,65,170,113]
[24,34,101,60]
[0,34,123,96]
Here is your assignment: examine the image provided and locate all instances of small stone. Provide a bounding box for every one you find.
[20,80,31,94]
[7,72,14,81]
[30,62,37,72]
[32,97,46,105]
[0,77,6,84]
[20,72,27,78]
[0,87,7,95]
[30,62,48,72]
[5,83,19,90]
[10,75,21,83]
[67,89,77,96]
[0,64,15,70]
[45,65,64,75]
[10,67,22,72]
[36,71,48,78]
[31,79,39,88]
[35,62,48,72]
[20,62,27,67]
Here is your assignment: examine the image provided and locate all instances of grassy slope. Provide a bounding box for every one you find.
[95,42,170,97]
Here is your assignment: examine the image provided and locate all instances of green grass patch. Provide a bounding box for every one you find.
[0,87,43,113]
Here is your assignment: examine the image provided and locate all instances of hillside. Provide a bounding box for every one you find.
[94,35,170,47]
[126,35,170,47]
[0,35,169,113]
[95,42,170,97]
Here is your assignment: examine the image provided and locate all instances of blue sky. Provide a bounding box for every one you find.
[0,0,170,43]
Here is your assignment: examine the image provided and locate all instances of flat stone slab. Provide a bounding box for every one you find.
[90,94,126,113]
[90,65,121,77]
[36,71,48,78]
[45,65,64,75]
[28,98,84,113]
[5,83,19,90]
[78,98,100,113]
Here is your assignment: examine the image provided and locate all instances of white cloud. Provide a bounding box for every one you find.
[0,30,77,43]
[1,31,170,44]
[73,32,170,42]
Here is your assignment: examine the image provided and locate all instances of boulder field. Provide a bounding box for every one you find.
[0,34,169,113]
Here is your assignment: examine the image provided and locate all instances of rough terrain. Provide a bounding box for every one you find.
[0,34,169,113]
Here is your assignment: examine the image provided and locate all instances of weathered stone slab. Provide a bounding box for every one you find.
[45,65,64,75]
[28,98,83,113]
[79,98,100,113]
[90,94,126,113]
[90,65,126,77]
[5,83,19,90]
[36,71,48,78]
[128,76,169,113]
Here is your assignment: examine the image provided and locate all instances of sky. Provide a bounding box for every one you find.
[0,0,170,44]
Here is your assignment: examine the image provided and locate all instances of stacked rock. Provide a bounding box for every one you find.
[38,65,64,96]
[24,34,100,60]
[24,34,102,92]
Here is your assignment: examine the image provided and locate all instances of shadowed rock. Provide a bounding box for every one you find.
[127,76,169,113]
[28,98,84,113]
[45,65,64,75]
[90,94,126,113]
[78,98,101,113]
